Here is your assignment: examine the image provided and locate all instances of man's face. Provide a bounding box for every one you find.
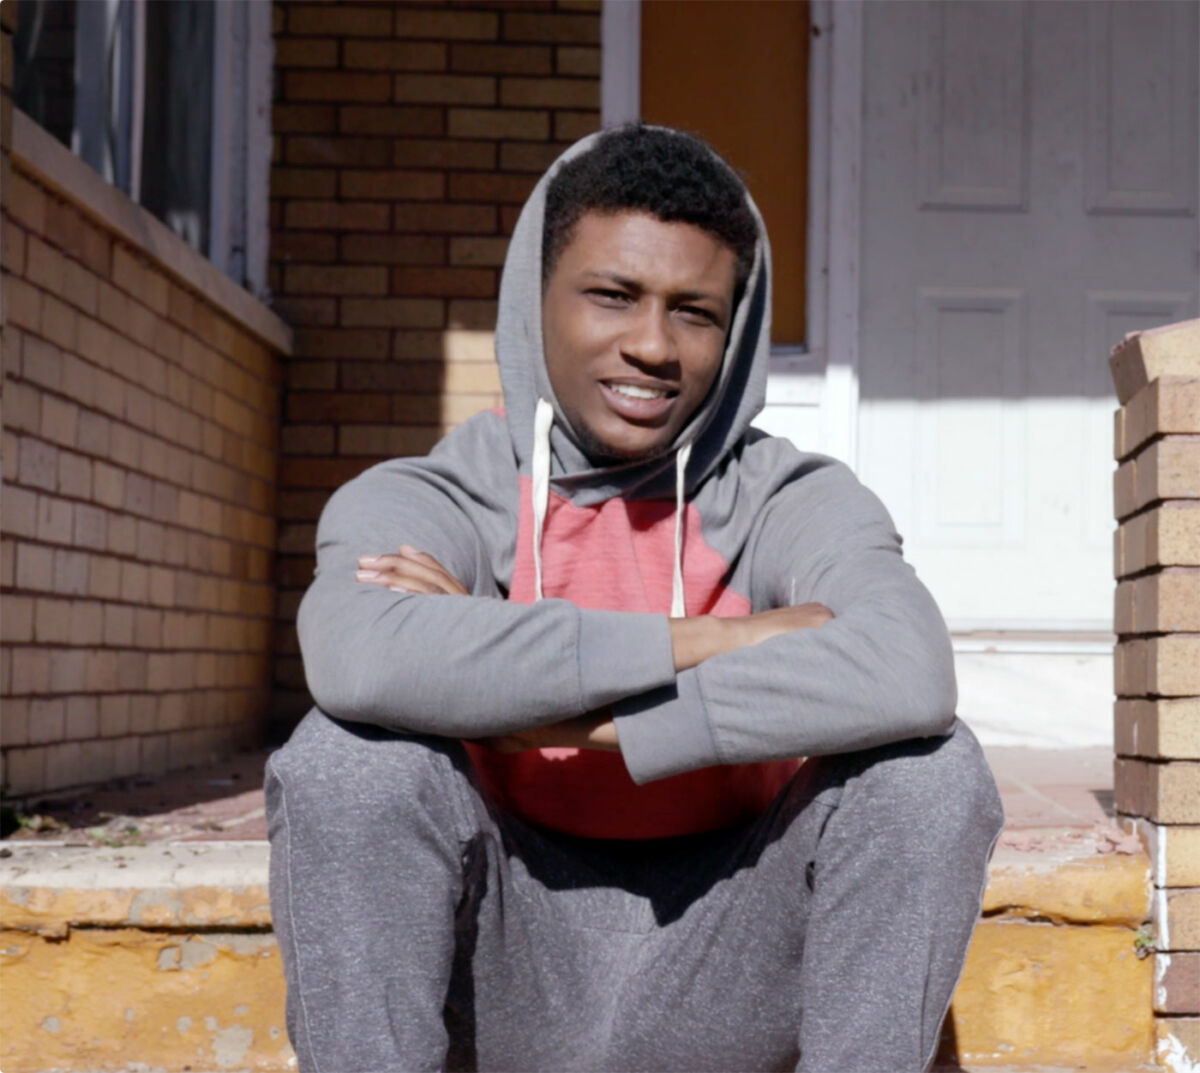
[542,210,738,462]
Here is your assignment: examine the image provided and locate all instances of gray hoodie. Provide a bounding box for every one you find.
[297,131,956,798]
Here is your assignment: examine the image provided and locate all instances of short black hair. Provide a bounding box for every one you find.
[542,124,758,290]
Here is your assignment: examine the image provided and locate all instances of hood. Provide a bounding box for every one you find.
[493,128,773,508]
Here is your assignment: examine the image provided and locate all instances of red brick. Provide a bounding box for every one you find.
[294,328,390,361]
[64,696,97,739]
[393,138,496,171]
[339,169,445,200]
[35,494,73,544]
[40,394,79,448]
[281,424,337,456]
[447,299,500,331]
[283,264,389,295]
[273,37,338,68]
[500,140,570,173]
[393,202,497,234]
[285,360,339,391]
[273,296,338,326]
[500,76,598,109]
[451,42,553,74]
[1156,952,1200,1013]
[448,107,549,141]
[394,8,499,40]
[448,171,537,204]
[2,595,35,644]
[271,166,338,199]
[341,297,445,328]
[2,482,38,539]
[554,110,599,141]
[1,218,26,274]
[343,40,447,71]
[391,330,447,362]
[340,233,445,265]
[392,266,495,299]
[502,11,599,44]
[288,4,392,36]
[393,74,496,105]
[29,698,66,745]
[272,231,340,263]
[279,456,376,489]
[285,134,393,168]
[25,336,66,395]
[285,71,391,103]
[74,503,108,550]
[6,171,46,232]
[284,200,391,231]
[339,105,444,137]
[26,234,65,294]
[272,103,338,133]
[286,392,391,423]
[339,424,442,457]
[18,436,59,491]
[556,45,599,76]
[53,548,90,594]
[5,274,43,330]
[339,361,443,393]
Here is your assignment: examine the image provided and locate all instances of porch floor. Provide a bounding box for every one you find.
[1,741,1118,846]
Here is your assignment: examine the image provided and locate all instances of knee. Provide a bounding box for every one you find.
[267,708,469,820]
[850,720,1004,850]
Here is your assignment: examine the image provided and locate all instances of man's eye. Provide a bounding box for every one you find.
[587,289,631,306]
[677,305,719,325]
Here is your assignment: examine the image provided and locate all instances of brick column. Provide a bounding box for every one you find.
[1111,318,1200,1067]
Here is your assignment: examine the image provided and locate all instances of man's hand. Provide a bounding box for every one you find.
[356,546,468,596]
[482,712,619,754]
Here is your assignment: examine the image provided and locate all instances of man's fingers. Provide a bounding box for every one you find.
[356,550,468,596]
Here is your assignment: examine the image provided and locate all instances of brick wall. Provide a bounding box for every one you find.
[269,0,601,722]
[1,132,285,796]
[1111,319,1200,1065]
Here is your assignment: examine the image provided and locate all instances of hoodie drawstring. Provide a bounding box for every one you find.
[530,397,689,618]
[531,397,554,602]
[671,442,691,618]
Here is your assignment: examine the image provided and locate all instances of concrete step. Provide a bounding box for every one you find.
[0,824,1153,1073]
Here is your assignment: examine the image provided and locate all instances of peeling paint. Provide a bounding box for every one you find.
[212,1022,255,1068]
[1160,1031,1200,1073]
[39,1015,60,1034]
[177,1014,192,1033]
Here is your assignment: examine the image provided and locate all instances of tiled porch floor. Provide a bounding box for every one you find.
[2,741,1120,847]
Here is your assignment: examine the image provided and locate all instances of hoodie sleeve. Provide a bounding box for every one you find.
[612,462,957,783]
[297,417,676,737]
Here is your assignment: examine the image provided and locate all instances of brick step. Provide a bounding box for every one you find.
[0,828,1155,1072]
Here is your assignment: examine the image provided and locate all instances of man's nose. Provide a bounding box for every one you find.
[620,303,675,366]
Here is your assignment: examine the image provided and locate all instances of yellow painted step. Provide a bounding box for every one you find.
[0,832,1152,1073]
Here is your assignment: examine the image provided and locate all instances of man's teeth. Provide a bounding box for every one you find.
[609,383,668,400]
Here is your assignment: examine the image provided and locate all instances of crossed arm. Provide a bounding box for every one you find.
[354,544,834,754]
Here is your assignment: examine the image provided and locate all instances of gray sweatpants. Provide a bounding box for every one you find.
[266,712,1002,1073]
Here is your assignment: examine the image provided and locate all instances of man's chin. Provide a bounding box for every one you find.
[576,423,672,467]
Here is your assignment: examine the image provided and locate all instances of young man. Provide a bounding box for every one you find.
[266,125,1003,1073]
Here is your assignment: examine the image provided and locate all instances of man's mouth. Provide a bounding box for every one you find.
[598,380,679,422]
[607,382,675,401]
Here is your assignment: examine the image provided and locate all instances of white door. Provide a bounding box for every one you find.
[855,0,1198,743]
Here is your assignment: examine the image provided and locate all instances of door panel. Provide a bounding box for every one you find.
[858,0,1199,628]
